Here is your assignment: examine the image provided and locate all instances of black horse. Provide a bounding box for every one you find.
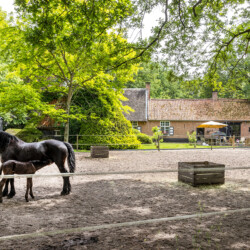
[0,131,75,198]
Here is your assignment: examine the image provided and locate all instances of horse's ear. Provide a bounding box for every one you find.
[9,139,15,144]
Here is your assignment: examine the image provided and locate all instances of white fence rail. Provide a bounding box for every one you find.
[0,208,249,241]
[1,166,249,179]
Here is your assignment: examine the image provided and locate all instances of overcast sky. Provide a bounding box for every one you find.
[0,0,15,13]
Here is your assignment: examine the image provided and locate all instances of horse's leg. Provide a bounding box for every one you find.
[29,178,34,199]
[61,174,70,196]
[55,159,71,195]
[2,179,9,197]
[7,179,16,199]
[0,179,7,203]
[25,178,31,202]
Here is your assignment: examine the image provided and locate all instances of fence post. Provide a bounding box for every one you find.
[76,134,79,150]
[158,135,160,151]
[233,135,235,149]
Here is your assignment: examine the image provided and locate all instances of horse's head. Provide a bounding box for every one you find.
[0,131,19,153]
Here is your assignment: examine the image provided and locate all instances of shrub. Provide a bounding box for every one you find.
[136,133,152,144]
[152,126,163,142]
[6,127,43,142]
[132,128,140,135]
[152,126,163,149]
[187,131,197,147]
[79,134,139,150]
[79,117,141,150]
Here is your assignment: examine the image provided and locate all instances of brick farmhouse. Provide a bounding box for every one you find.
[123,84,250,142]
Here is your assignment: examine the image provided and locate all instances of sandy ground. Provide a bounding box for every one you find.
[0,148,249,250]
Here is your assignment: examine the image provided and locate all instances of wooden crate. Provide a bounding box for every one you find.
[91,146,109,158]
[178,161,225,186]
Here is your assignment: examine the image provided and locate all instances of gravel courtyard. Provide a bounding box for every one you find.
[0,148,249,249]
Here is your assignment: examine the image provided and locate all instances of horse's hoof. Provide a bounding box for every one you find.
[7,194,15,199]
[61,190,69,195]
[2,191,8,197]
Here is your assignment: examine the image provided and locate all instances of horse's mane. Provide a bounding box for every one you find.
[0,131,21,153]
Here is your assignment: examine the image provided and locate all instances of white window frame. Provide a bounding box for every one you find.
[160,121,170,135]
[131,121,138,129]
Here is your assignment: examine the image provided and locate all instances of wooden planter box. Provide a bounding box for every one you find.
[178,161,225,186]
[91,146,109,158]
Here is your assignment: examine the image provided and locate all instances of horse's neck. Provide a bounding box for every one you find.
[2,141,24,161]
[13,140,26,149]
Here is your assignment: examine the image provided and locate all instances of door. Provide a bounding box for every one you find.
[196,128,204,141]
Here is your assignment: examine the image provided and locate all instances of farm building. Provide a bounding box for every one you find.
[123,83,250,142]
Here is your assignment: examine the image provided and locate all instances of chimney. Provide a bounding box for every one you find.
[212,91,218,101]
[146,82,150,100]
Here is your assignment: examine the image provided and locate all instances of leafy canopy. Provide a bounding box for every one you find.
[127,0,249,76]
[0,1,141,140]
[0,8,65,127]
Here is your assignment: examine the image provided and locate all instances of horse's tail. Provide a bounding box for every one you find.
[64,142,76,173]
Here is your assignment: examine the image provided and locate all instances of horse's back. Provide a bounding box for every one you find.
[26,140,67,151]
[2,160,36,175]
[42,139,68,153]
[3,140,67,163]
[40,140,68,163]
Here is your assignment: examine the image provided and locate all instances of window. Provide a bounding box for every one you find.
[131,121,141,132]
[131,121,138,129]
[160,121,170,135]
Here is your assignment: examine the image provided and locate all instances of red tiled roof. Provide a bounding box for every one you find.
[148,99,250,121]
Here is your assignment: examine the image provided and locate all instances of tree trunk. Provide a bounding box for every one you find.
[64,118,70,142]
[64,83,73,142]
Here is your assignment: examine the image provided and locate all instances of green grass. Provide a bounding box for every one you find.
[75,143,231,152]
[139,143,223,150]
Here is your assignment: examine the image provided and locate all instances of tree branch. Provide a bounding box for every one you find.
[59,41,73,78]
[49,50,69,83]
[193,0,202,17]
[35,57,64,81]
[106,0,170,72]
[178,0,186,28]
[229,39,249,74]
[211,28,250,73]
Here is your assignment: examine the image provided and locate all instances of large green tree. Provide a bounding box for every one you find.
[126,0,249,99]
[1,0,140,141]
[127,0,249,74]
[0,8,65,128]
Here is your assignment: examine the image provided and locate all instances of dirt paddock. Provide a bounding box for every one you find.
[0,149,249,249]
